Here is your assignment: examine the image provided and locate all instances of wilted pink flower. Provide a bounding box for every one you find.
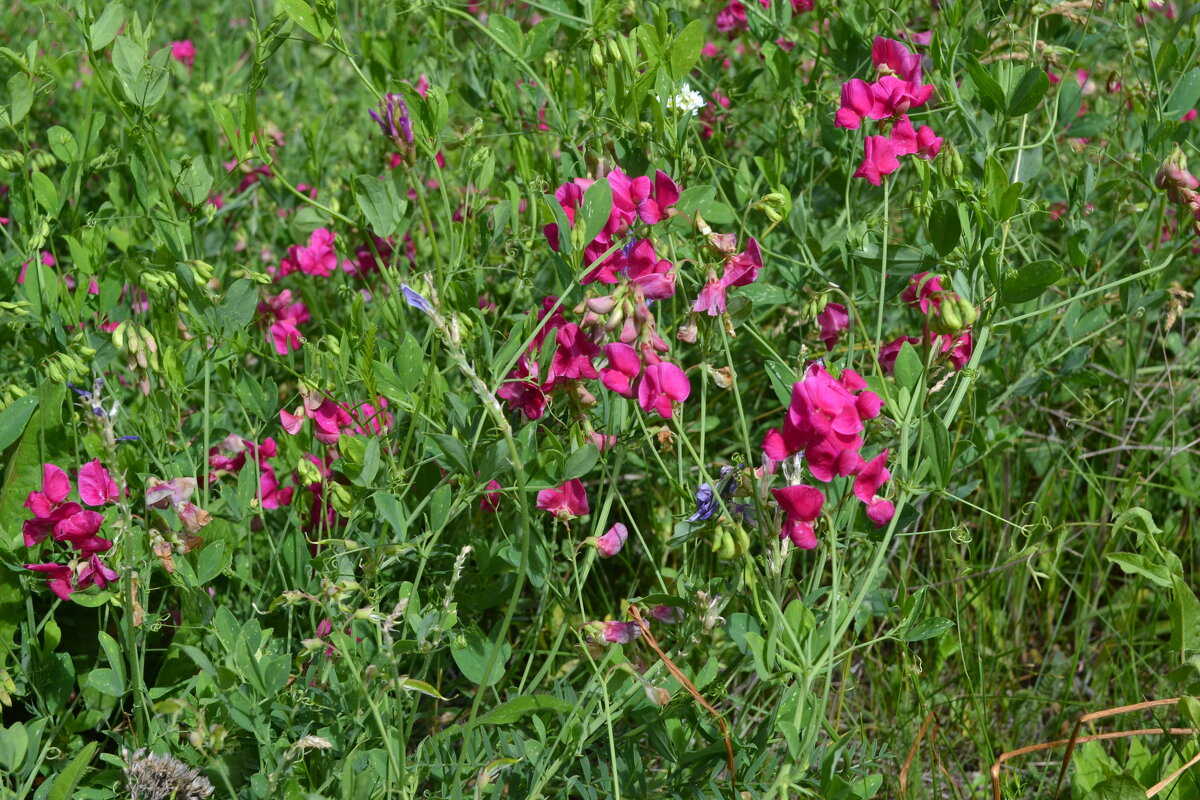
[170,40,196,70]
[536,478,589,520]
[594,523,628,557]
[76,554,120,592]
[772,484,824,549]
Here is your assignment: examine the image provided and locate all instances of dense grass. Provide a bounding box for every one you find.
[1,0,1200,798]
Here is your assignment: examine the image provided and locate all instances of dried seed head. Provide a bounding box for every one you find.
[123,748,214,800]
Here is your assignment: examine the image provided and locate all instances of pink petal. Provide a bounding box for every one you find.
[772,484,824,521]
[41,463,71,505]
[78,459,119,506]
[280,408,304,435]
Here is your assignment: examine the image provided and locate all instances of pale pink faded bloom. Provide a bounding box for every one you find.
[651,605,685,624]
[536,478,589,520]
[594,523,628,557]
[692,277,728,316]
[78,459,120,506]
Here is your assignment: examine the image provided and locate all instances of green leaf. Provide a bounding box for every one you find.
[359,436,381,485]
[217,279,259,332]
[577,178,613,248]
[355,174,405,238]
[89,3,127,50]
[1001,260,1062,304]
[7,73,32,127]
[927,198,961,257]
[1067,112,1110,139]
[111,36,145,104]
[85,668,123,697]
[901,618,954,642]
[30,171,57,215]
[561,442,598,481]
[195,540,230,584]
[0,395,38,452]
[1167,67,1200,119]
[451,628,511,686]
[669,20,704,81]
[1107,552,1172,588]
[48,742,98,800]
[488,14,525,57]
[1007,66,1049,117]
[964,55,1004,113]
[394,677,448,700]
[430,434,471,476]
[1082,775,1144,800]
[475,694,573,726]
[173,157,213,206]
[279,0,327,40]
[46,126,79,163]
[0,723,28,772]
[893,342,922,391]
[1171,574,1200,664]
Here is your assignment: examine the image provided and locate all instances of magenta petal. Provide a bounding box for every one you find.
[42,463,72,505]
[772,484,824,521]
[78,459,119,506]
[867,498,895,527]
[280,408,304,435]
[654,170,680,209]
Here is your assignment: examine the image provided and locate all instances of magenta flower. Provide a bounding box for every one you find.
[549,323,601,383]
[25,463,71,519]
[650,605,685,624]
[77,554,120,592]
[258,289,311,356]
[600,342,641,397]
[22,463,113,554]
[24,562,76,600]
[170,40,196,70]
[78,459,119,506]
[259,466,294,509]
[480,480,503,513]
[872,36,923,82]
[853,135,900,186]
[835,78,879,129]
[637,362,691,418]
[601,620,641,644]
[816,302,850,350]
[281,392,355,445]
[902,272,946,313]
[536,478,590,520]
[878,335,922,376]
[497,355,550,420]
[692,276,728,316]
[594,523,628,557]
[772,484,824,549]
[279,228,339,278]
[853,450,895,527]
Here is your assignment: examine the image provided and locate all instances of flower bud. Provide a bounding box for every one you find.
[591,42,605,71]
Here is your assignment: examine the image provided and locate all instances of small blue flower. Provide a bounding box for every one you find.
[401,283,432,314]
[690,482,718,522]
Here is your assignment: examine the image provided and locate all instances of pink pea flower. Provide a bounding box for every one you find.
[170,40,196,70]
[692,276,728,316]
[279,228,339,278]
[936,330,973,371]
[816,302,850,350]
[902,272,945,313]
[772,484,824,549]
[601,620,641,644]
[259,466,294,509]
[872,36,923,82]
[536,478,589,520]
[853,450,894,527]
[258,289,311,356]
[549,323,600,383]
[651,605,685,624]
[723,238,762,287]
[637,362,691,418]
[835,78,878,129]
[594,523,628,557]
[497,355,549,420]
[78,459,120,506]
[24,563,77,600]
[480,480,503,513]
[600,342,641,397]
[25,463,72,519]
[77,554,120,592]
[853,135,900,186]
[281,392,355,445]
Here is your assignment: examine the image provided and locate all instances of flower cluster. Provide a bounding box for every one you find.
[837,37,943,185]
[500,167,703,421]
[763,363,893,548]
[281,391,357,446]
[715,0,813,35]
[145,477,212,572]
[879,272,975,375]
[209,434,294,509]
[23,461,120,600]
[1155,149,1200,237]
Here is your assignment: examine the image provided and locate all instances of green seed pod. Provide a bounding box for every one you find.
[718,528,737,560]
[591,42,605,71]
[956,295,978,327]
[934,298,963,334]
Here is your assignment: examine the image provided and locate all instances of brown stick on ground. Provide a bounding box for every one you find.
[627,604,737,794]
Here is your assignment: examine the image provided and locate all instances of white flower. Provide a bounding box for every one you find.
[659,82,706,116]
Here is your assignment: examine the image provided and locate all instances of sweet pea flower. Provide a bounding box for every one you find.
[281,392,355,445]
[536,478,589,520]
[480,480,503,513]
[549,323,600,383]
[78,459,120,506]
[170,40,196,70]
[24,562,77,600]
[872,36,923,82]
[835,79,878,129]
[497,355,549,420]
[600,342,641,397]
[638,362,691,418]
[853,450,894,525]
[279,228,339,278]
[594,523,628,557]
[853,135,900,186]
[772,484,824,549]
[651,605,685,624]
[601,620,641,644]
[816,303,850,350]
